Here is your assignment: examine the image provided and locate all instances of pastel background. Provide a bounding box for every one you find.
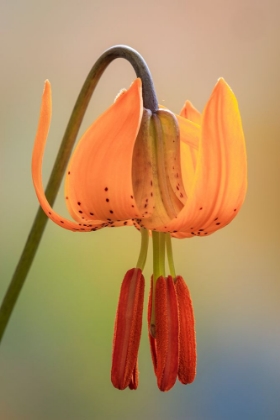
[1,0,280,419]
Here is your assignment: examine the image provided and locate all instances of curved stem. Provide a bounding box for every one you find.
[0,45,158,344]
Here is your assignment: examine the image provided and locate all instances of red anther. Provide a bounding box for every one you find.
[148,277,157,374]
[175,276,197,384]
[111,268,144,390]
[148,276,179,392]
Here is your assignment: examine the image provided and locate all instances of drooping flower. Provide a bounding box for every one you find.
[32,46,247,391]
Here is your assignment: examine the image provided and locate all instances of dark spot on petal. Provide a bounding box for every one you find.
[60,221,64,224]
[106,198,109,202]
[216,222,221,225]
[132,205,134,208]
[78,210,83,214]
[68,171,70,175]
[234,208,237,211]
[199,207,203,210]
[199,229,204,231]
[109,210,114,214]
[77,202,81,205]
[131,195,133,199]
[214,217,218,221]
[48,212,52,215]
[90,212,94,216]
[105,187,108,191]
[124,221,127,225]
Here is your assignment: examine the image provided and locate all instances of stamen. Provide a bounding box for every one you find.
[136,228,149,270]
[151,232,166,332]
[166,233,176,278]
[175,276,196,384]
[111,268,144,390]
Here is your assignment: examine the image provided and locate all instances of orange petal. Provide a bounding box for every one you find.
[31,81,103,232]
[180,100,202,125]
[177,116,200,199]
[133,109,187,231]
[170,79,247,237]
[154,276,179,392]
[175,276,196,384]
[65,79,143,223]
[111,268,144,390]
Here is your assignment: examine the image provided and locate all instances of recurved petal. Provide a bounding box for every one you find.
[111,268,144,390]
[175,276,196,384]
[170,78,247,237]
[32,81,100,232]
[65,78,144,223]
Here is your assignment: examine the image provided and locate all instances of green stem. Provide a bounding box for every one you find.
[150,231,166,336]
[136,228,149,271]
[166,233,176,278]
[0,45,157,344]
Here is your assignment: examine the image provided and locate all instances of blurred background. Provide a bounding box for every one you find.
[1,0,280,419]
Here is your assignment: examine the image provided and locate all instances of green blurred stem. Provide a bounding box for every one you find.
[150,231,166,335]
[136,228,149,271]
[166,233,176,278]
[0,45,158,344]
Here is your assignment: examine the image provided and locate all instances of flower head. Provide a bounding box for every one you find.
[32,45,247,391]
[32,77,246,236]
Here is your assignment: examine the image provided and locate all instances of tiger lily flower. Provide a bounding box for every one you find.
[32,46,246,391]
